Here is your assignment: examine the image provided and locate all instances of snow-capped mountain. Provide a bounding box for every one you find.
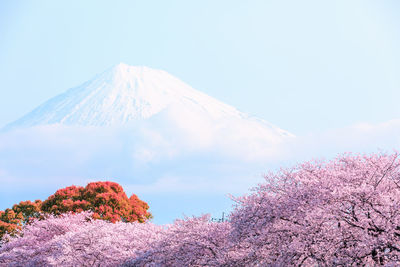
[3,63,293,142]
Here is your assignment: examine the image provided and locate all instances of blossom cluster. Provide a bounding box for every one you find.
[0,212,163,266]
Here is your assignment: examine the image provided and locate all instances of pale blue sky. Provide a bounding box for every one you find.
[1,0,400,224]
[1,0,400,135]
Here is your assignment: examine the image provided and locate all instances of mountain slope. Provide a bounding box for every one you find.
[3,63,293,142]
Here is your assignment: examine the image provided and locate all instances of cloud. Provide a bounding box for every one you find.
[283,119,400,162]
[1,118,400,223]
[0,119,279,223]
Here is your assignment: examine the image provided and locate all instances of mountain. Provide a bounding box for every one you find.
[3,63,293,142]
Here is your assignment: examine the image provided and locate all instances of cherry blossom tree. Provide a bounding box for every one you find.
[228,152,400,266]
[123,215,231,266]
[0,212,164,266]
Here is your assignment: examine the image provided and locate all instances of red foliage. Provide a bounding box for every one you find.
[0,200,42,240]
[41,181,151,223]
[0,210,21,240]
[0,181,150,241]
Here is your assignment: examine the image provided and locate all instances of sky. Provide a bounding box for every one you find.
[1,0,400,224]
[1,0,400,135]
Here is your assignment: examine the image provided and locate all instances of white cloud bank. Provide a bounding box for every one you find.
[1,118,399,223]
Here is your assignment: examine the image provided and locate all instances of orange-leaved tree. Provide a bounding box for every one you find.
[0,181,151,241]
[0,200,42,240]
[41,181,151,223]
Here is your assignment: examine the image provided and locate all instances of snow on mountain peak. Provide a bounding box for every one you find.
[109,62,147,80]
[3,64,294,140]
